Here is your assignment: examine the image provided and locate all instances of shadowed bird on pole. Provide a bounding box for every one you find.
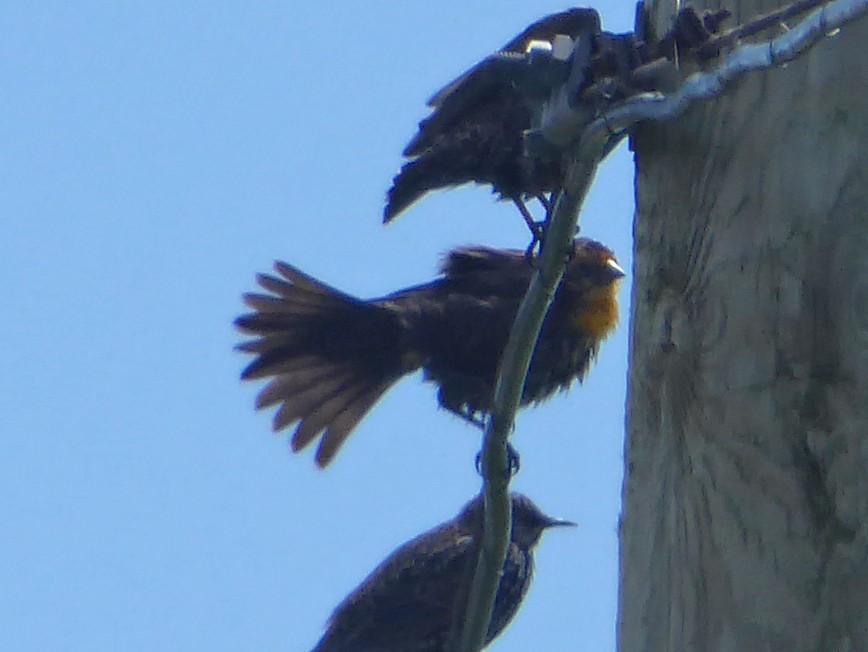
[235,238,624,467]
[309,492,575,652]
[384,8,603,233]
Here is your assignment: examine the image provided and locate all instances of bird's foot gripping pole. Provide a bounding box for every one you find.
[475,442,521,478]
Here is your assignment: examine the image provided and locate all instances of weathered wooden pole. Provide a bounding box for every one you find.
[619,1,868,649]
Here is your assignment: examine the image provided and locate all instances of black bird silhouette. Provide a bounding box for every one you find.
[310,493,575,652]
[384,8,601,229]
[235,238,624,467]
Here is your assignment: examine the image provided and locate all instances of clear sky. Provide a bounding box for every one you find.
[2,2,637,650]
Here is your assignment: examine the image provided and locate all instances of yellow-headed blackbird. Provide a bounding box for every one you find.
[235,238,623,467]
[384,8,601,227]
[310,492,574,652]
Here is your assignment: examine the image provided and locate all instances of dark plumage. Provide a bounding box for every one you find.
[384,8,601,225]
[235,238,623,467]
[310,493,575,652]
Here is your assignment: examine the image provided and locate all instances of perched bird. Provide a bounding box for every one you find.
[310,492,575,652]
[384,8,602,229]
[235,238,624,467]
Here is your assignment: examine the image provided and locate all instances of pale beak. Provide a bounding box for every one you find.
[542,516,578,529]
[606,258,626,279]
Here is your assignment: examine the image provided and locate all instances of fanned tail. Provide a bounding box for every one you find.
[235,262,415,467]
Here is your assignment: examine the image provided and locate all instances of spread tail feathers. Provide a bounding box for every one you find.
[236,262,415,467]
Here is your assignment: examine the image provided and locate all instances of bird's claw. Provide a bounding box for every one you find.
[524,223,547,264]
[474,443,521,478]
[456,407,487,430]
[507,443,521,475]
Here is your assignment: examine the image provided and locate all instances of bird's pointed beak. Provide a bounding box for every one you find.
[542,516,577,529]
[605,258,626,280]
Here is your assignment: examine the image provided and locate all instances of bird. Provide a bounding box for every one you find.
[234,237,624,467]
[384,8,602,230]
[309,492,576,652]
[424,8,601,110]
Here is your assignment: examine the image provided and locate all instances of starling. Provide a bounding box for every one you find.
[235,238,624,467]
[310,492,575,652]
[384,8,602,228]
[423,7,601,109]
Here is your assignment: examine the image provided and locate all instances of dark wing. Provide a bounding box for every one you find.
[403,55,527,157]
[426,7,601,108]
[499,7,600,52]
[312,527,475,652]
[382,248,534,414]
[385,87,546,221]
[375,247,531,307]
[439,246,533,295]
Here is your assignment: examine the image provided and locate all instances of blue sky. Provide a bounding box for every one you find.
[1,2,637,650]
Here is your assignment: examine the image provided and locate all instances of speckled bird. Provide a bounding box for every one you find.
[235,237,624,467]
[384,8,601,228]
[309,493,575,652]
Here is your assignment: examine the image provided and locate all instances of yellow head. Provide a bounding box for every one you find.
[562,239,625,339]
